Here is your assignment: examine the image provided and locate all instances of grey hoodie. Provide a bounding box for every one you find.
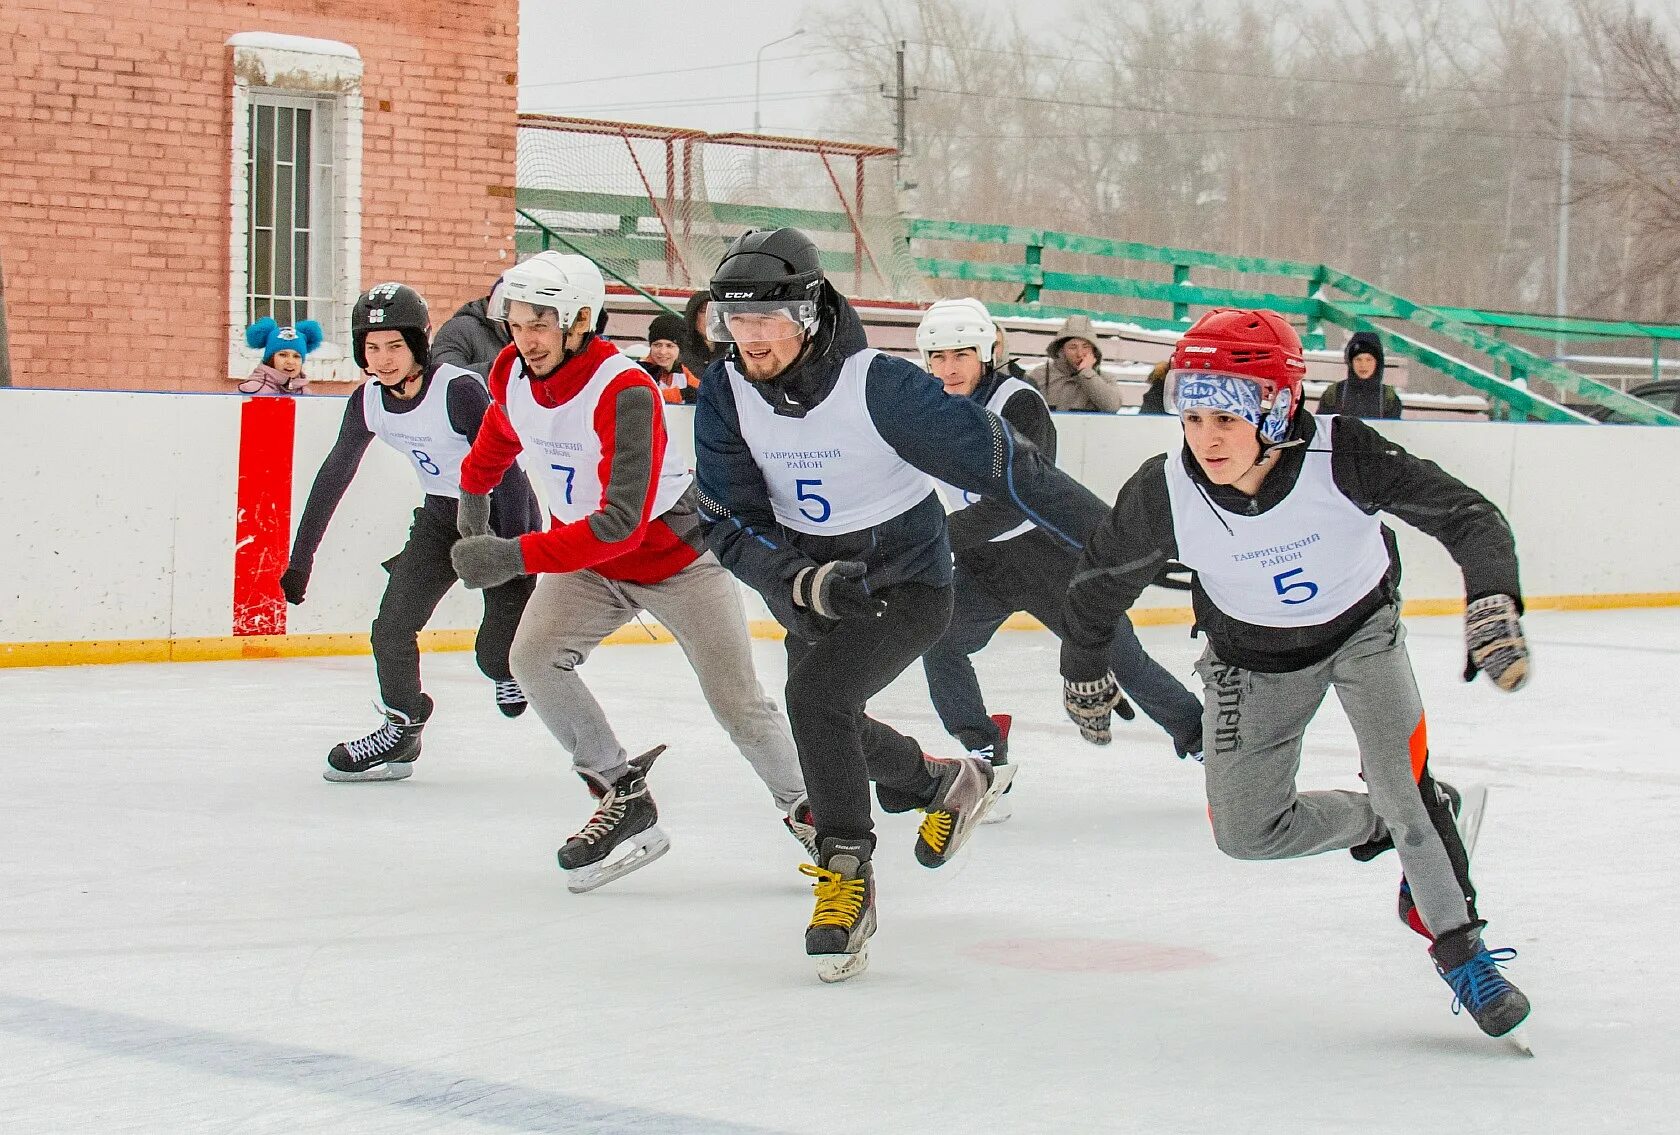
[1029,314,1124,413]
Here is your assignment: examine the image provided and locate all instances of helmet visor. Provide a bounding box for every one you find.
[1165,369,1265,425]
[707,299,819,344]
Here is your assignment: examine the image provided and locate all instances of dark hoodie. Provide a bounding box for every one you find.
[693,285,1108,640]
[1319,331,1403,419]
[431,296,512,380]
[678,291,729,380]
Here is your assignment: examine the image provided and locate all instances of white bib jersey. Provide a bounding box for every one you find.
[727,349,937,536]
[361,365,478,499]
[503,353,691,524]
[1164,414,1391,628]
[933,375,1042,545]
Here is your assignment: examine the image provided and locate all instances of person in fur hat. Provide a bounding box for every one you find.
[240,317,323,395]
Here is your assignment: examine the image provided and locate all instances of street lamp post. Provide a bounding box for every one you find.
[753,28,804,190]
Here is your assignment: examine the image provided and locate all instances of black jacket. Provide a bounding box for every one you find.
[678,291,728,380]
[1320,331,1403,419]
[694,288,1108,640]
[431,298,512,380]
[1060,412,1521,677]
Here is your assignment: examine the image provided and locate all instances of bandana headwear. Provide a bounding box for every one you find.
[1169,371,1296,444]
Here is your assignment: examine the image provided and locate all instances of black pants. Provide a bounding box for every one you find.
[783,581,955,847]
[370,508,535,718]
[922,530,1204,756]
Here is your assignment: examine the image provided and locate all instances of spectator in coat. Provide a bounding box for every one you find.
[431,277,513,379]
[1029,314,1124,412]
[1318,331,1403,419]
[678,291,727,379]
[644,312,699,404]
[1140,358,1170,414]
[240,317,323,395]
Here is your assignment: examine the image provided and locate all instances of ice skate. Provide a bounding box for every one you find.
[978,713,1014,825]
[801,837,875,983]
[324,696,432,782]
[783,795,819,859]
[493,677,528,718]
[558,745,670,893]
[914,752,1013,868]
[1431,920,1532,1052]
[1398,782,1488,937]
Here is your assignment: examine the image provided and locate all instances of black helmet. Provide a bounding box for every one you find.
[351,282,431,370]
[709,228,823,305]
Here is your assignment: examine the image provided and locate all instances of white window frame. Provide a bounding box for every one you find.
[227,33,363,383]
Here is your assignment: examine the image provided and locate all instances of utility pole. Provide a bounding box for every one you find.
[879,40,918,196]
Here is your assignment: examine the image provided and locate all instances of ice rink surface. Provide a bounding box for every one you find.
[3,608,1677,1134]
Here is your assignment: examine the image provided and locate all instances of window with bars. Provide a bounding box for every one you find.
[244,92,338,336]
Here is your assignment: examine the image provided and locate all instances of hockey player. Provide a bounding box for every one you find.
[1060,307,1532,1043]
[445,251,810,893]
[915,299,1204,825]
[694,229,1111,980]
[280,282,540,782]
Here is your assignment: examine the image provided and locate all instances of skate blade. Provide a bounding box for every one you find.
[1456,785,1489,857]
[981,791,1014,825]
[564,825,671,894]
[815,947,869,983]
[323,762,413,782]
[1501,1024,1534,1057]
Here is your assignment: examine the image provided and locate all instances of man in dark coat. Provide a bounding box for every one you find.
[1318,331,1403,419]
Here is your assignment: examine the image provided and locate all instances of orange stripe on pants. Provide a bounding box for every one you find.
[1409,713,1429,783]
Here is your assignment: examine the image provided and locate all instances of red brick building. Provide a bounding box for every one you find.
[0,0,519,391]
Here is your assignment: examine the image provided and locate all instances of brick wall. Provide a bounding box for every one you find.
[0,0,519,391]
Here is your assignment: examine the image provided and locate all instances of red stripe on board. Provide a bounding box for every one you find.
[233,397,297,636]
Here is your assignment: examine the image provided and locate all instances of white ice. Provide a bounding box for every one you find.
[2,609,1677,1134]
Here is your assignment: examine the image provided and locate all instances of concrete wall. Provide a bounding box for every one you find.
[1,388,1675,659]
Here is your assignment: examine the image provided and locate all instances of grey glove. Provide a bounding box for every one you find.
[451,535,526,590]
[1463,593,1529,692]
[457,491,491,538]
[1063,673,1132,745]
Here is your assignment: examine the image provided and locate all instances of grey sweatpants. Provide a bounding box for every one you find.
[509,552,806,812]
[1195,604,1478,939]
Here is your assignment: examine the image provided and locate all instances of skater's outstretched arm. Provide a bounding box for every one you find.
[1059,455,1178,682]
[458,347,530,506]
[283,387,375,602]
[947,385,1057,553]
[865,356,1106,552]
[693,361,822,632]
[1328,416,1522,607]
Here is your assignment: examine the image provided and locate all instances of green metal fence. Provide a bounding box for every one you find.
[513,188,1680,426]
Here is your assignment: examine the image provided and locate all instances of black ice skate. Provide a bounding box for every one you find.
[1431,920,1532,1054]
[558,745,670,893]
[493,678,528,718]
[978,713,1014,826]
[783,795,819,859]
[914,752,1013,868]
[324,696,432,782]
[800,836,876,983]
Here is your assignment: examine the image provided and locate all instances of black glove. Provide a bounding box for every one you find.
[1062,673,1134,745]
[1463,593,1529,692]
[279,565,309,605]
[791,561,886,620]
[457,491,491,538]
[451,535,527,590]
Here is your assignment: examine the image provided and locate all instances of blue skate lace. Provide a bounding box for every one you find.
[1442,947,1519,1015]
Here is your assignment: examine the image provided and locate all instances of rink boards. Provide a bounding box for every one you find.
[1,387,1676,665]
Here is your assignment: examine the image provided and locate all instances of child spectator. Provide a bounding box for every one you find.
[644,312,699,404]
[241,317,323,395]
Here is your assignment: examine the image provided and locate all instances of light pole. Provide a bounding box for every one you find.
[753,28,804,189]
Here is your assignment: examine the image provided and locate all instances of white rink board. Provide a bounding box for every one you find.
[1,609,1676,1132]
[1,388,1676,645]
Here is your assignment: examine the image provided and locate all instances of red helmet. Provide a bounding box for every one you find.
[1168,308,1308,442]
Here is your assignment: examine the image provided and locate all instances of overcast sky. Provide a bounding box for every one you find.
[516,0,1078,139]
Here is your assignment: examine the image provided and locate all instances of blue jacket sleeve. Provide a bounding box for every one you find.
[693,364,820,631]
[864,356,1108,551]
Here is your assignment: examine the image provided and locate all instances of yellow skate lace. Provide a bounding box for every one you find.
[799,863,866,928]
[917,809,954,855]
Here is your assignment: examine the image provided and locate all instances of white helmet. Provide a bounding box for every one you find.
[490,251,606,330]
[916,298,996,364]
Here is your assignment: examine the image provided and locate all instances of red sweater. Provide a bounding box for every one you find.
[459,338,701,583]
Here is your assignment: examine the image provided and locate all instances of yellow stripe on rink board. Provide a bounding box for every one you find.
[4,590,1679,667]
